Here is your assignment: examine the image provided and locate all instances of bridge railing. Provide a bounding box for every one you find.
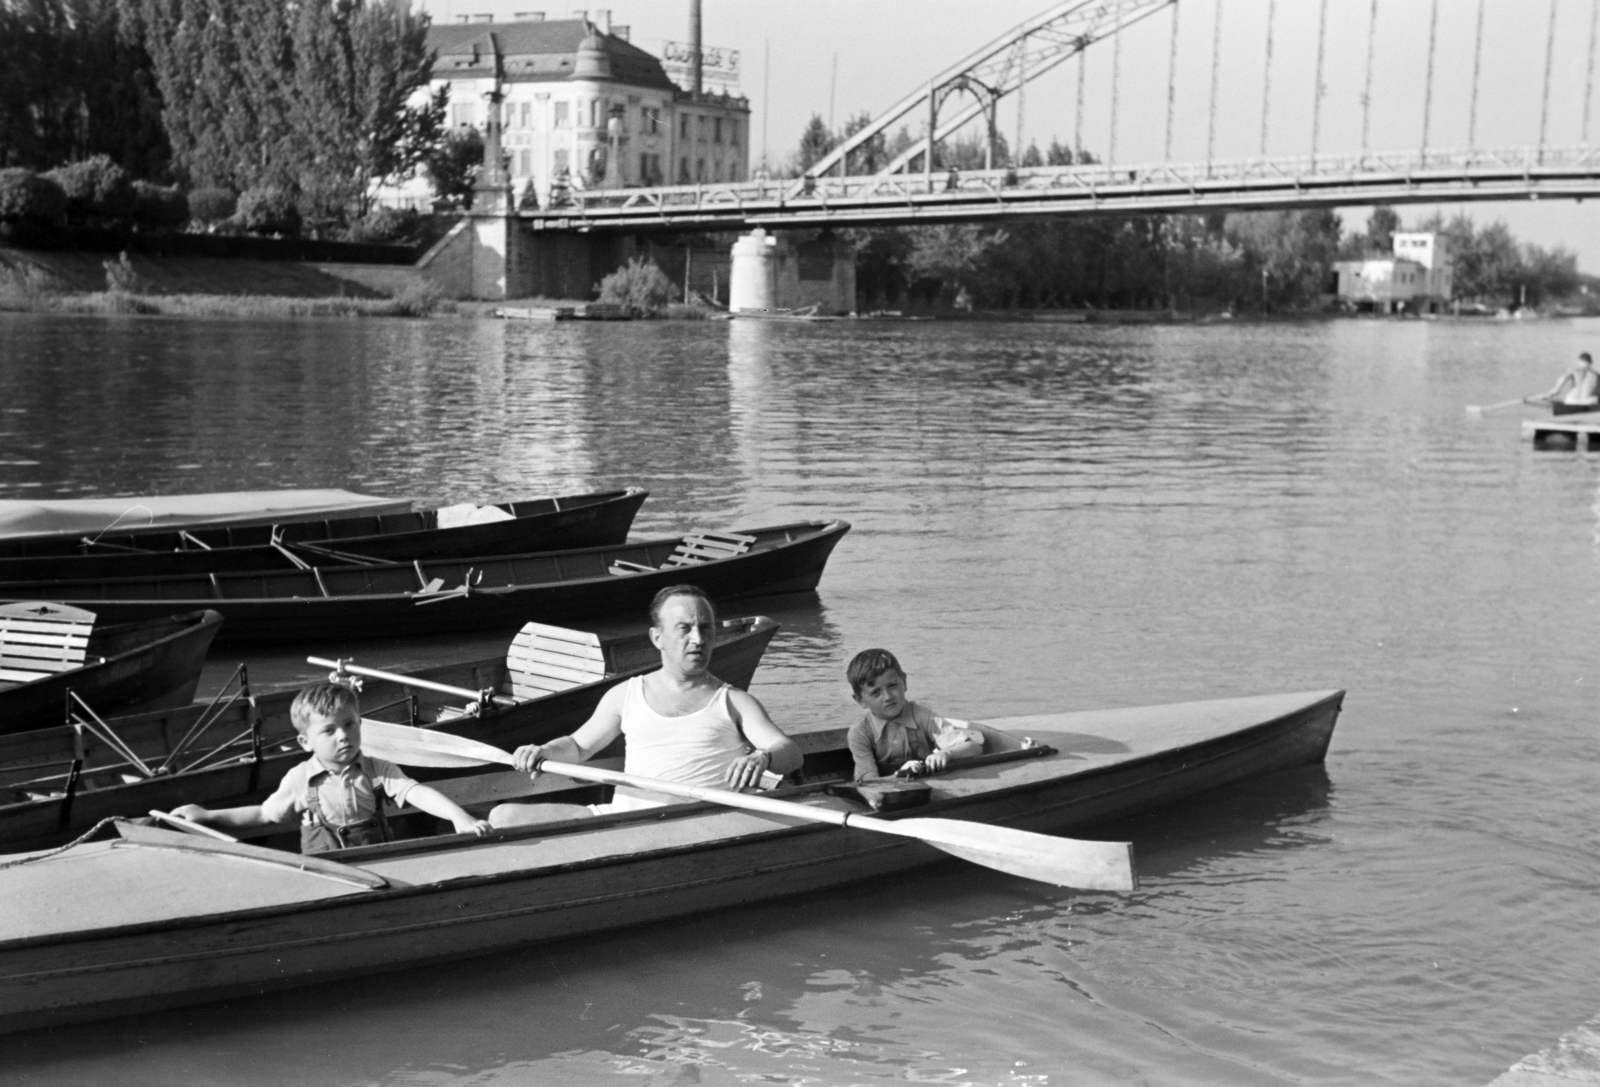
[524,145,1600,228]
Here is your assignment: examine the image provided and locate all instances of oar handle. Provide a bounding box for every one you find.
[148,809,239,842]
[307,656,516,709]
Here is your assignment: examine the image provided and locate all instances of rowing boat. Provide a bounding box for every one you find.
[0,489,410,542]
[0,605,223,737]
[0,687,1342,1033]
[0,615,779,852]
[0,520,849,645]
[0,488,647,578]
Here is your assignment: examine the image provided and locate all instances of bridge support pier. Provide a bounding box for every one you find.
[729,229,856,316]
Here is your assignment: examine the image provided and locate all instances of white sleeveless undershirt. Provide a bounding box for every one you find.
[619,675,750,790]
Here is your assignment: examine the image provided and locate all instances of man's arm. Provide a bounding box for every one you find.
[511,683,626,773]
[727,687,803,788]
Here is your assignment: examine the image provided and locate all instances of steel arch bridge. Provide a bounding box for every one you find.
[521,0,1600,235]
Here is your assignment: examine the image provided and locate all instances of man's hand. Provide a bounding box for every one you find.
[511,744,545,774]
[723,750,773,790]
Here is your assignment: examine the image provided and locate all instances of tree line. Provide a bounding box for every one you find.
[778,115,1585,313]
[0,0,445,239]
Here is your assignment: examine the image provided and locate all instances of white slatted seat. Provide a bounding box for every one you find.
[663,530,757,567]
[506,622,609,700]
[0,603,97,686]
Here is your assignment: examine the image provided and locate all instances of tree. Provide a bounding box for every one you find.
[841,111,886,175]
[425,127,483,208]
[1364,205,1399,255]
[796,114,835,174]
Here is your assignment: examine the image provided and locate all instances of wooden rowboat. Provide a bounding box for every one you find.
[1550,401,1600,416]
[0,687,1342,1034]
[0,615,779,852]
[0,488,647,578]
[0,520,849,646]
[0,604,223,737]
[0,489,410,542]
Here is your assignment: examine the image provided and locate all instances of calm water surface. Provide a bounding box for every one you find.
[0,311,1597,1085]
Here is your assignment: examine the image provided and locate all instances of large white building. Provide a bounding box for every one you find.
[425,15,750,208]
[1334,232,1455,313]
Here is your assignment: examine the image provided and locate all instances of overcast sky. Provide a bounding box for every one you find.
[418,0,1600,270]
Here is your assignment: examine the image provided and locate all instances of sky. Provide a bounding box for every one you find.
[416,0,1600,271]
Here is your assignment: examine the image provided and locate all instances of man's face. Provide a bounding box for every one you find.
[651,594,715,675]
[297,703,362,769]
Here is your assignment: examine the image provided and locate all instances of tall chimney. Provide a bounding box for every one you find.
[690,0,702,98]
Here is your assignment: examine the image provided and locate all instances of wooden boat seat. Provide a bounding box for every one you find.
[0,602,97,685]
[505,622,609,700]
[608,530,757,576]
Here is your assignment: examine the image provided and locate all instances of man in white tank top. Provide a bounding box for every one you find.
[489,585,802,827]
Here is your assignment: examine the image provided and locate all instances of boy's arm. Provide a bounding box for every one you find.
[846,720,880,782]
[168,802,275,830]
[400,783,491,837]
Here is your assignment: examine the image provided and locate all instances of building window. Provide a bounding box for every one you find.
[714,117,722,143]
[679,156,690,183]
[728,120,738,147]
[696,158,706,182]
[519,102,532,129]
[714,161,723,181]
[554,101,569,128]
[643,106,660,134]
[451,103,474,128]
[554,148,569,173]
[517,150,530,175]
[680,114,690,139]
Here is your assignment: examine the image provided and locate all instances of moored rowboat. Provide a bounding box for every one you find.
[0,615,780,852]
[0,687,1342,1034]
[0,605,223,736]
[0,489,410,542]
[0,488,648,579]
[0,520,849,645]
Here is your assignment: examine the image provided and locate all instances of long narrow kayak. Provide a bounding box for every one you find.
[0,488,647,578]
[0,520,849,645]
[0,688,1342,1034]
[0,615,779,852]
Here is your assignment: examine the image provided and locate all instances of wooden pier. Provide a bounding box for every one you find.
[1487,1012,1600,1085]
[1522,411,1600,449]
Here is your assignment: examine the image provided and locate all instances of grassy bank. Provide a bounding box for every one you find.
[0,285,450,319]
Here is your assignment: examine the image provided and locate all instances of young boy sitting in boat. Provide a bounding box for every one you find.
[169,680,490,852]
[846,648,984,782]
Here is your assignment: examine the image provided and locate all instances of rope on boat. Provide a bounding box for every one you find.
[0,817,121,870]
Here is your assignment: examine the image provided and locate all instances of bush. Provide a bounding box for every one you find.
[189,187,237,225]
[596,257,676,317]
[132,181,189,231]
[0,169,67,224]
[233,187,301,237]
[346,206,421,245]
[44,155,135,223]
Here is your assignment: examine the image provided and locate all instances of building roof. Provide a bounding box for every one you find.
[428,19,678,91]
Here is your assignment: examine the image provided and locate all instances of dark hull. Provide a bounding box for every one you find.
[0,489,647,579]
[0,521,849,646]
[0,611,223,736]
[1551,401,1600,415]
[0,617,779,851]
[0,689,1342,1033]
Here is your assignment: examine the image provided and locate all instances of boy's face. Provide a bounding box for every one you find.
[854,668,908,722]
[297,703,362,769]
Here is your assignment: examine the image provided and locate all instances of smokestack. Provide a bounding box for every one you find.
[690,0,702,98]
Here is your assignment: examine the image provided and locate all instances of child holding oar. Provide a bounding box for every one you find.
[170,680,489,853]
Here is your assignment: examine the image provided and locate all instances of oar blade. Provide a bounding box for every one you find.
[890,816,1136,892]
[361,719,516,769]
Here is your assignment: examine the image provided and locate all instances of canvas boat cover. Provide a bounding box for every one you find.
[0,490,412,540]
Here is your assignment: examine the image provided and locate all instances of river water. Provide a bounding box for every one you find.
[0,310,1596,1085]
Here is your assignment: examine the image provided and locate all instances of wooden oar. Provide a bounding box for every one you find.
[360,720,1136,892]
[307,655,518,709]
[1466,398,1528,415]
[147,809,239,842]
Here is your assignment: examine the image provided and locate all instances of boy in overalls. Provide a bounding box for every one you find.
[171,681,489,852]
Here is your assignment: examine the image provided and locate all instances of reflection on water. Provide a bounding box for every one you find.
[2,311,1600,1085]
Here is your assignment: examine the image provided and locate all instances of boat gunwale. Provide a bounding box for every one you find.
[0,688,1343,955]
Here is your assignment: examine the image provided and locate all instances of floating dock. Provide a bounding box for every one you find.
[495,303,629,321]
[1487,1012,1600,1085]
[1522,411,1600,449]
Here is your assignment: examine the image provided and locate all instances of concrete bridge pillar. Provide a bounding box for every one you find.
[729,229,856,315]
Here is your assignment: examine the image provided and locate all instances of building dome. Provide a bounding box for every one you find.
[573,31,611,80]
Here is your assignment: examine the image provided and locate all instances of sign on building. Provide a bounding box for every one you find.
[660,41,740,92]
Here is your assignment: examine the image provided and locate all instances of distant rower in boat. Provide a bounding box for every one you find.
[1526,352,1600,412]
[169,681,491,851]
[846,648,983,782]
[490,584,803,827]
